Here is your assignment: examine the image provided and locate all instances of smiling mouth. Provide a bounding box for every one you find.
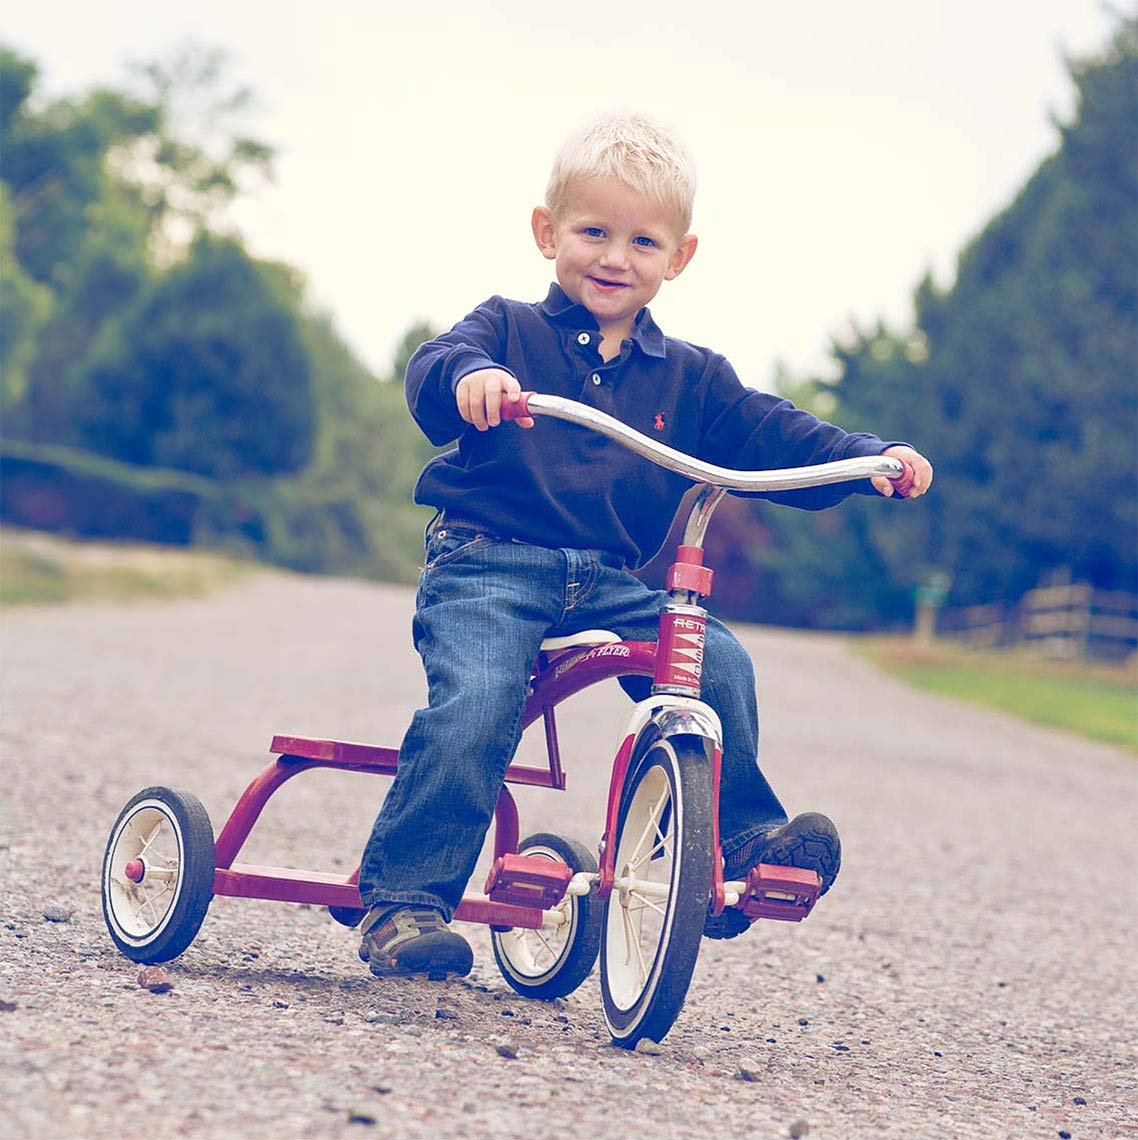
[588,276,629,291]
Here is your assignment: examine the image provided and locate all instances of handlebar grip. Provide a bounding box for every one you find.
[499,391,533,422]
[891,459,917,498]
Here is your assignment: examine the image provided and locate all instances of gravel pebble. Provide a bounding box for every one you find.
[137,967,174,993]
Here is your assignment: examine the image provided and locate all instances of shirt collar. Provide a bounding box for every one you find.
[537,282,666,359]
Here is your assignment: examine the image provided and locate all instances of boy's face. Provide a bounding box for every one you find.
[532,178,697,338]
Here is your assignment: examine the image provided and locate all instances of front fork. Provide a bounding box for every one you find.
[600,491,733,913]
[595,697,728,916]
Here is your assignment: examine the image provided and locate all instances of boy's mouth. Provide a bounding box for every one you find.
[587,276,629,293]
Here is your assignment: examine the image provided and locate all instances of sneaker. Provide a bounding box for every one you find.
[358,904,473,979]
[705,812,841,940]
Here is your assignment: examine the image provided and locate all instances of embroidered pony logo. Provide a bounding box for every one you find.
[653,413,665,431]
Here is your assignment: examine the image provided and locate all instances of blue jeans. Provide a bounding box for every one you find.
[358,525,788,918]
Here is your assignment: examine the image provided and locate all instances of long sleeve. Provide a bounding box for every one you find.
[404,297,516,446]
[698,356,898,510]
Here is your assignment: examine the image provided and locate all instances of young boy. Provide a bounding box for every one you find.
[357,113,933,978]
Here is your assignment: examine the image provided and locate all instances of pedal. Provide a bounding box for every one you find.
[738,862,821,923]
[484,854,572,909]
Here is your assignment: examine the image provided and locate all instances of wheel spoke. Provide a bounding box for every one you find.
[627,910,649,987]
[137,820,165,860]
[629,824,671,874]
[530,928,559,961]
[620,897,638,966]
[626,894,667,919]
[626,787,670,874]
[137,889,162,925]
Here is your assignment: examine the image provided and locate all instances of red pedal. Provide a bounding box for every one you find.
[484,854,572,909]
[739,862,821,923]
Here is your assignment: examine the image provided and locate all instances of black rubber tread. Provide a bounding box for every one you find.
[101,786,215,964]
[360,910,474,979]
[756,812,841,894]
[601,737,714,1048]
[491,832,602,1000]
[704,811,841,940]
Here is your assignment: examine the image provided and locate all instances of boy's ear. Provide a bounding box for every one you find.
[664,234,698,281]
[532,206,557,260]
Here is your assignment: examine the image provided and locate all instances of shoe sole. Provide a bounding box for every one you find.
[360,931,474,979]
[705,813,841,941]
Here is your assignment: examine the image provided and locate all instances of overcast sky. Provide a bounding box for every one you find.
[3,1,1122,389]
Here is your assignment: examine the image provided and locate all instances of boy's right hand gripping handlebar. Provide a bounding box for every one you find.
[500,391,914,494]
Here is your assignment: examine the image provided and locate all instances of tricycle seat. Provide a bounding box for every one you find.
[540,630,620,652]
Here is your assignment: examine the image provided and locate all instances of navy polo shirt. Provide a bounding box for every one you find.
[407,283,894,569]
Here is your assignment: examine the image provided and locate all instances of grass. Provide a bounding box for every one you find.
[0,527,255,607]
[855,636,1138,752]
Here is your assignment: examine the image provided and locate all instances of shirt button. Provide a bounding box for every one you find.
[591,374,601,386]
[577,332,590,345]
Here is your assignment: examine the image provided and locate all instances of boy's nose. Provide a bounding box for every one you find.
[599,242,630,270]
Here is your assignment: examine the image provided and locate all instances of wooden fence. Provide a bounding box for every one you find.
[938,584,1137,661]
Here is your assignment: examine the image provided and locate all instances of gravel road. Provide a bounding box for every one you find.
[2,573,1135,1140]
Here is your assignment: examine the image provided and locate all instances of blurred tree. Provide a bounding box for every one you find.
[76,235,315,479]
[238,313,439,579]
[0,184,52,429]
[112,43,274,261]
[0,42,277,442]
[0,47,156,287]
[814,16,1137,618]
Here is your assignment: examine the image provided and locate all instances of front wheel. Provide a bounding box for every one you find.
[491,833,602,999]
[101,786,215,963]
[601,737,714,1048]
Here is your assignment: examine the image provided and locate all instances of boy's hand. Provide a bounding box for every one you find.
[456,369,535,431]
[874,446,934,498]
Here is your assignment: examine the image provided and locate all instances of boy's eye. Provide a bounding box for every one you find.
[633,236,657,248]
[582,226,605,238]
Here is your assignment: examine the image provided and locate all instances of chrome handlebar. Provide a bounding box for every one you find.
[503,392,905,491]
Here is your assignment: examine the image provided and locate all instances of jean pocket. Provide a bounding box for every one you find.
[424,528,489,571]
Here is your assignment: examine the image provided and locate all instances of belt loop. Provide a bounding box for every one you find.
[423,508,443,545]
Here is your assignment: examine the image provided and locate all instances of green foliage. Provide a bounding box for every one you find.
[0,436,220,544]
[0,42,434,585]
[76,234,316,479]
[232,312,436,581]
[0,527,252,607]
[114,44,275,258]
[791,17,1138,623]
[858,638,1138,750]
[0,46,157,288]
[0,184,52,424]
[5,23,1131,626]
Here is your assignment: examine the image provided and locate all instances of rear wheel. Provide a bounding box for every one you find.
[600,738,713,1047]
[101,786,215,963]
[491,833,601,999]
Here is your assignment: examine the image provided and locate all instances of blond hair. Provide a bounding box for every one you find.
[545,112,697,234]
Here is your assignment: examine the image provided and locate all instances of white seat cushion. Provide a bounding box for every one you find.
[539,630,621,652]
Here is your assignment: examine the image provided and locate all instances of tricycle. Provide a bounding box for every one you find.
[101,391,909,1047]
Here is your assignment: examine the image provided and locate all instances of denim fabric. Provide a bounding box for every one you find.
[358,530,788,918]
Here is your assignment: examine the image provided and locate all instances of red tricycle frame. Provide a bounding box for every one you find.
[102,390,909,1048]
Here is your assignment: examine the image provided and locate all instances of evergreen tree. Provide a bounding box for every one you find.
[77,235,315,479]
[826,17,1137,613]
